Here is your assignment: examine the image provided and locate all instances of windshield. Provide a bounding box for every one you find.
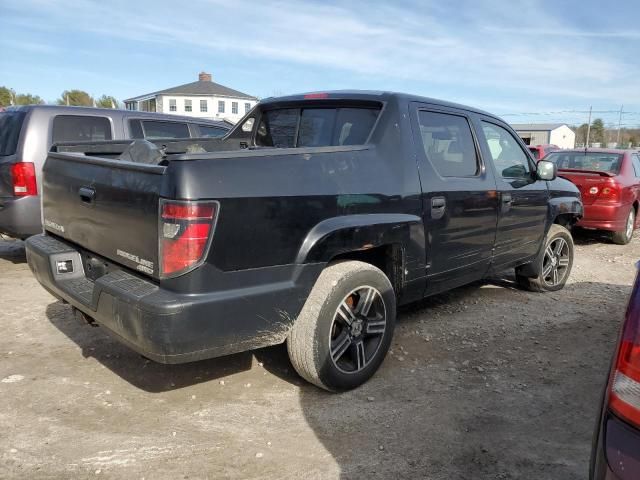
[0,111,26,156]
[255,106,380,148]
[545,151,623,174]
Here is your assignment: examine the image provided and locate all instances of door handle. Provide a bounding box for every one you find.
[79,186,95,204]
[431,196,446,219]
[501,193,512,212]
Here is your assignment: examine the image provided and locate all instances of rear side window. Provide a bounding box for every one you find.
[52,115,112,143]
[130,120,190,139]
[255,107,380,148]
[0,111,26,156]
[197,125,228,138]
[417,111,478,177]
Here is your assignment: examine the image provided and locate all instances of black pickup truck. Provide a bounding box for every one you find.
[26,91,583,391]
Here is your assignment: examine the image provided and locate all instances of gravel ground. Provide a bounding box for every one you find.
[0,230,636,479]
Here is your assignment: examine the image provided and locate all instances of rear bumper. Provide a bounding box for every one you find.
[26,234,321,364]
[0,195,42,238]
[577,202,630,232]
[591,412,640,480]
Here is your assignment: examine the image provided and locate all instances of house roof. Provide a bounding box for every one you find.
[124,80,257,102]
[511,123,568,132]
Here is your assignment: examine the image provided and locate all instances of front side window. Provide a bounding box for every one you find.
[417,111,478,177]
[632,155,640,178]
[169,99,177,112]
[184,99,192,112]
[218,101,225,113]
[200,100,207,113]
[255,106,380,148]
[481,122,531,178]
[245,102,251,113]
[140,121,190,139]
[232,102,238,114]
[52,115,112,143]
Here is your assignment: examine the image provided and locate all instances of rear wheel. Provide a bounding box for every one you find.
[612,208,635,245]
[287,261,396,392]
[516,224,574,292]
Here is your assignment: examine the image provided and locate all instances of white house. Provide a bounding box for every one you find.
[124,72,258,124]
[511,123,575,149]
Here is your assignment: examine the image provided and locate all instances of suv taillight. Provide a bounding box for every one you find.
[159,199,218,278]
[11,162,37,196]
[609,270,640,428]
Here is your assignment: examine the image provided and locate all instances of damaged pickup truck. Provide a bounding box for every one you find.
[26,91,582,391]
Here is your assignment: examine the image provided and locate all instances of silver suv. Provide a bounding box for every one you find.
[0,105,230,238]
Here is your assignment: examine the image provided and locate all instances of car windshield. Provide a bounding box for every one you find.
[0,111,26,156]
[545,152,623,174]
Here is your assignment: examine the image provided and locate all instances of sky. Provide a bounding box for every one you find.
[1,0,639,127]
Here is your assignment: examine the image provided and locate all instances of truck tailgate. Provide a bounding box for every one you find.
[42,152,164,277]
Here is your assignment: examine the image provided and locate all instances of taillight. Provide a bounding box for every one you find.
[608,269,640,428]
[597,181,620,202]
[10,162,37,196]
[159,199,218,277]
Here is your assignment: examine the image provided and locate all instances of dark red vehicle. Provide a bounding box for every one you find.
[546,149,640,244]
[590,262,640,479]
[528,144,559,160]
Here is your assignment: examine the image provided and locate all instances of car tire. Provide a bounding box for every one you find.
[287,260,396,392]
[612,208,635,245]
[515,224,574,292]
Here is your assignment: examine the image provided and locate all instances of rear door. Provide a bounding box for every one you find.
[411,104,499,295]
[475,118,549,269]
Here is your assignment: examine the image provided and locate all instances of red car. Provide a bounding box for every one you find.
[528,144,559,160]
[545,149,640,244]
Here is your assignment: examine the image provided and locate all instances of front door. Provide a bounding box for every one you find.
[411,105,499,295]
[475,118,549,270]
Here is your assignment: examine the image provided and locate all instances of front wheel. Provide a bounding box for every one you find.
[612,208,635,245]
[516,224,574,292]
[287,260,396,392]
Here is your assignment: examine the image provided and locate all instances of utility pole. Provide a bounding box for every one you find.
[585,106,592,149]
[616,104,624,147]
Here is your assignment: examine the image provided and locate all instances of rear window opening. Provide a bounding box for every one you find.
[0,111,26,156]
[546,152,623,174]
[52,115,113,143]
[255,106,380,148]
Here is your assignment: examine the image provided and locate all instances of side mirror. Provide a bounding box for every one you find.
[537,160,557,181]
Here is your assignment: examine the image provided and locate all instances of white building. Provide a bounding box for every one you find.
[511,123,575,149]
[124,72,258,124]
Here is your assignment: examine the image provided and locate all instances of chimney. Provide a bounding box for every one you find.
[198,71,212,82]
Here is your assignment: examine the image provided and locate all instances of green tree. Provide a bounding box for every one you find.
[574,123,589,145]
[57,90,93,107]
[0,86,15,107]
[95,95,119,109]
[590,118,605,145]
[15,93,44,105]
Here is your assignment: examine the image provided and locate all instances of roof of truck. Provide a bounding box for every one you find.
[259,90,499,119]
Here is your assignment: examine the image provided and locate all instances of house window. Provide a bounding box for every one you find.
[169,99,176,112]
[218,101,225,113]
[200,100,207,113]
[232,102,238,114]
[185,99,192,112]
[245,102,251,114]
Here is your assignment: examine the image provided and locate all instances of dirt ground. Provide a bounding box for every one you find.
[0,230,635,479]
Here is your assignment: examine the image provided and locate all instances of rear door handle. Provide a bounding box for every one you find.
[79,186,95,204]
[431,196,446,219]
[501,193,512,212]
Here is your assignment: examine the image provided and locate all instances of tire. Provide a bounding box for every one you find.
[287,260,396,392]
[612,208,635,245]
[515,224,574,292]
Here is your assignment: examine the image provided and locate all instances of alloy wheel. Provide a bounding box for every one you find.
[542,237,570,287]
[329,286,387,374]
